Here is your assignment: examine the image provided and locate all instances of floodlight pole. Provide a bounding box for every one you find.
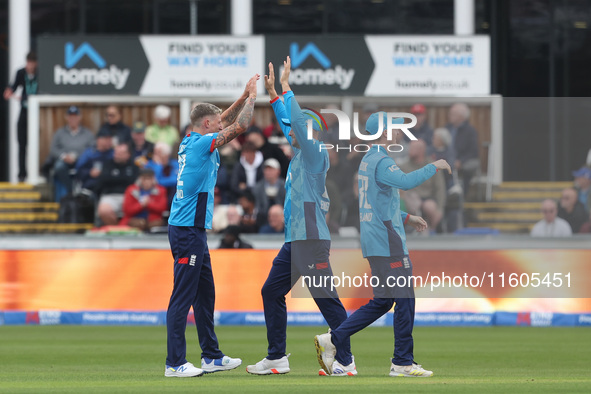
[454,0,475,35]
[7,0,30,183]
[231,0,252,35]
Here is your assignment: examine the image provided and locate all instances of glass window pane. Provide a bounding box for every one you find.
[85,0,152,34]
[31,0,80,35]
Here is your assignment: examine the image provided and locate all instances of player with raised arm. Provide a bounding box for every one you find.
[314,112,451,377]
[246,58,355,376]
[165,74,260,378]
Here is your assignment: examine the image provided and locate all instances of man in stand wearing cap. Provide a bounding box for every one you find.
[314,112,450,377]
[253,158,286,221]
[48,105,94,196]
[572,166,591,212]
[129,121,154,165]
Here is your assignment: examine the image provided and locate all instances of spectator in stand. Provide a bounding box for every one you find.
[262,117,282,138]
[253,158,286,219]
[218,225,253,249]
[409,103,433,146]
[212,204,243,233]
[400,140,446,231]
[531,199,572,237]
[95,143,139,225]
[230,141,264,200]
[145,105,179,148]
[572,166,591,212]
[446,103,480,197]
[237,189,264,233]
[428,127,456,189]
[144,141,179,204]
[120,169,167,231]
[326,149,354,231]
[129,121,154,165]
[216,164,231,205]
[341,103,378,170]
[75,129,114,192]
[246,128,290,178]
[3,51,38,182]
[259,204,285,234]
[327,149,354,202]
[99,105,131,144]
[48,105,94,195]
[557,187,587,233]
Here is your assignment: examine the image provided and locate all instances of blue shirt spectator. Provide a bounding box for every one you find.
[75,129,114,191]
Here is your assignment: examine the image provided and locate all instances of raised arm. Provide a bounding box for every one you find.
[213,74,259,149]
[221,76,255,127]
[376,157,450,191]
[265,62,292,143]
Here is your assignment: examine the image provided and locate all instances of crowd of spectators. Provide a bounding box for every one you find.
[531,166,591,236]
[47,104,179,232]
[45,101,489,235]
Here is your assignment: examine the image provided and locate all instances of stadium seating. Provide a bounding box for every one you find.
[0,183,92,234]
[464,181,572,233]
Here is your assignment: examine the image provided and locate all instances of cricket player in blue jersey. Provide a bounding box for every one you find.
[315,111,451,377]
[164,74,259,378]
[246,57,355,376]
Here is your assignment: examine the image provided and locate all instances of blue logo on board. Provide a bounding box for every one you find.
[64,42,106,68]
[290,42,331,69]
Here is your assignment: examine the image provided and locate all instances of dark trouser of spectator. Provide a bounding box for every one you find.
[17,108,27,181]
[54,160,75,194]
[127,217,165,232]
[459,158,480,199]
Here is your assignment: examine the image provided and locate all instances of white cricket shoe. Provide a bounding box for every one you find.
[201,356,242,373]
[246,355,290,375]
[389,361,433,377]
[331,356,357,376]
[164,361,204,377]
[314,333,336,375]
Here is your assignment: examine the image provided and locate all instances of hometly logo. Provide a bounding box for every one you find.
[54,42,131,90]
[306,110,418,153]
[284,42,355,90]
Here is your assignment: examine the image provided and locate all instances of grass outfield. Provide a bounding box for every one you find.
[0,325,590,393]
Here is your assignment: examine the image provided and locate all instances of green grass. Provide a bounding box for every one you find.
[0,325,590,393]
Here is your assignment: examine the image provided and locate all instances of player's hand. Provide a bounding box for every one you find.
[245,73,260,99]
[433,159,452,174]
[3,87,13,100]
[280,56,291,90]
[264,62,277,97]
[408,215,428,232]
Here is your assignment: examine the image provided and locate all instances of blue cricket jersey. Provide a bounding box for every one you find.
[168,132,219,229]
[358,145,436,257]
[270,91,330,242]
